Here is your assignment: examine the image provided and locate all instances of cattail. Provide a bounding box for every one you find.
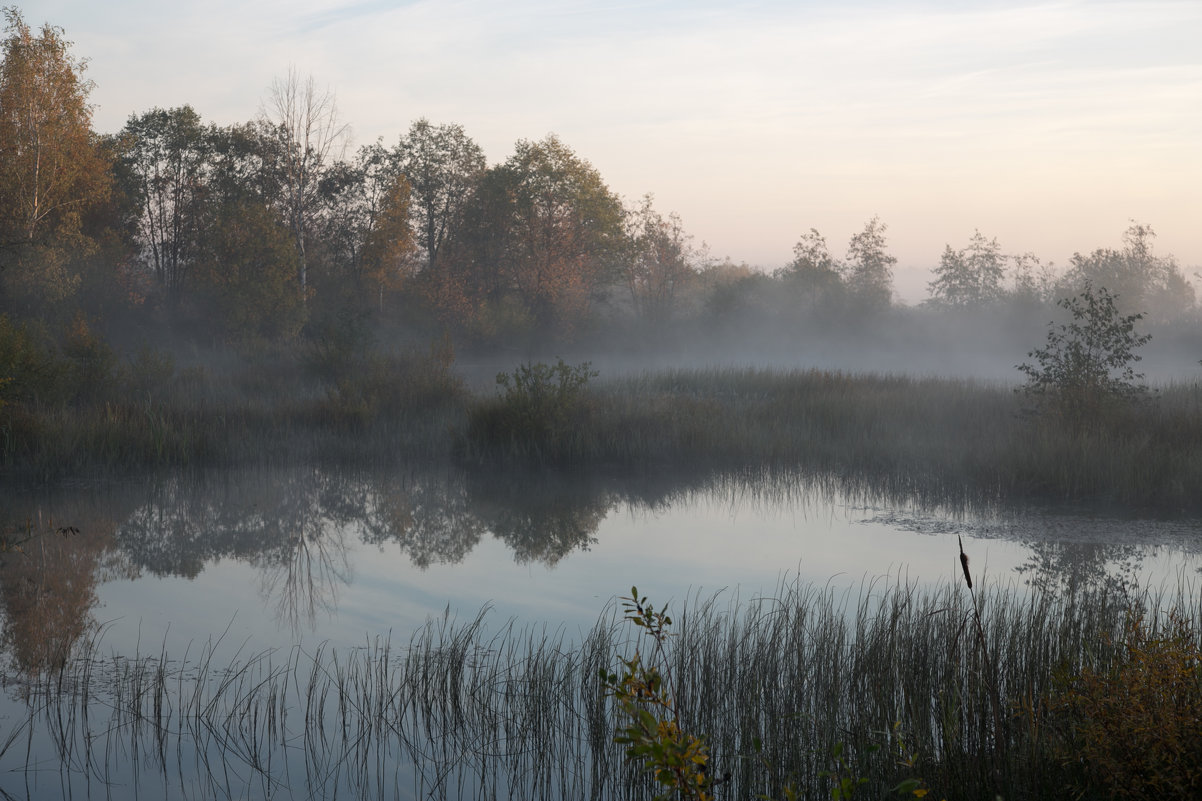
[958,534,972,589]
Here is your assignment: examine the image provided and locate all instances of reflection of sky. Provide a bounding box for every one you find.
[90,487,1201,660]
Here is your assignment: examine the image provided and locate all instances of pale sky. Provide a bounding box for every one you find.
[23,0,1202,301]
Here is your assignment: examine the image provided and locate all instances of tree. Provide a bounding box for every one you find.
[261,68,348,296]
[0,7,110,310]
[443,134,624,338]
[928,230,1005,307]
[398,119,485,269]
[314,140,403,306]
[1009,251,1056,307]
[779,227,844,314]
[1017,281,1151,428]
[623,194,697,325]
[502,135,624,334]
[118,106,209,306]
[360,172,417,311]
[1065,222,1195,321]
[843,216,895,308]
[193,197,304,342]
[206,120,282,207]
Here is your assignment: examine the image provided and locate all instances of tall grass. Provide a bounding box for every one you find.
[466,367,1202,513]
[7,355,1202,512]
[0,340,468,480]
[4,576,1196,800]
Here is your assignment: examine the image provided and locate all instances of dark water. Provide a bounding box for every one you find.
[1,465,1198,799]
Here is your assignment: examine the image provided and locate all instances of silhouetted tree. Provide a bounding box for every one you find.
[399,119,485,269]
[623,194,697,325]
[261,68,348,296]
[843,216,895,309]
[1065,222,1195,322]
[928,230,1005,307]
[1018,280,1151,428]
[118,105,209,307]
[779,227,845,316]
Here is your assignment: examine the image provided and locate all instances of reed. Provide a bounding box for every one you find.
[466,367,1202,513]
[4,575,1196,800]
[0,341,468,480]
[7,346,1201,513]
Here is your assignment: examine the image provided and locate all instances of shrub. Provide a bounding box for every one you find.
[61,313,118,405]
[466,359,597,462]
[601,587,717,801]
[1017,281,1151,429]
[0,315,71,406]
[1049,613,1202,799]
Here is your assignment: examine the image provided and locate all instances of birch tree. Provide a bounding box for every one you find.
[0,7,109,307]
[261,67,348,296]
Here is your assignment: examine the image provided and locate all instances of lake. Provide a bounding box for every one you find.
[1,464,1199,799]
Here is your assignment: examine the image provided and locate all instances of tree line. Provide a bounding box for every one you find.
[0,7,1195,357]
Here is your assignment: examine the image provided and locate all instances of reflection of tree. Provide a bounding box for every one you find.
[248,468,357,630]
[254,524,351,631]
[361,469,612,567]
[115,469,358,630]
[1016,539,1143,597]
[0,517,115,675]
[488,501,606,565]
[113,466,614,584]
[361,473,486,568]
[119,493,211,578]
[472,475,610,565]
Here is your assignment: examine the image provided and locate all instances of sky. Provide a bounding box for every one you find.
[22,0,1202,301]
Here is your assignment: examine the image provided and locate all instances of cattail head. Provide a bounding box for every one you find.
[958,535,973,589]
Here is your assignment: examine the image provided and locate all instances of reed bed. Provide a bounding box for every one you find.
[0,344,467,480]
[8,357,1202,513]
[465,367,1202,513]
[2,576,1195,800]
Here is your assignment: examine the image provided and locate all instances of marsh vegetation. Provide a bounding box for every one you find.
[3,574,1199,800]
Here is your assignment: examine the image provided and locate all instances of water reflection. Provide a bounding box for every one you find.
[360,473,486,567]
[2,465,1200,799]
[0,513,120,675]
[1016,539,1143,596]
[3,465,1200,655]
[469,473,608,564]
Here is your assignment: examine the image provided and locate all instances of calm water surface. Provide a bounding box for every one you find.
[2,465,1199,799]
